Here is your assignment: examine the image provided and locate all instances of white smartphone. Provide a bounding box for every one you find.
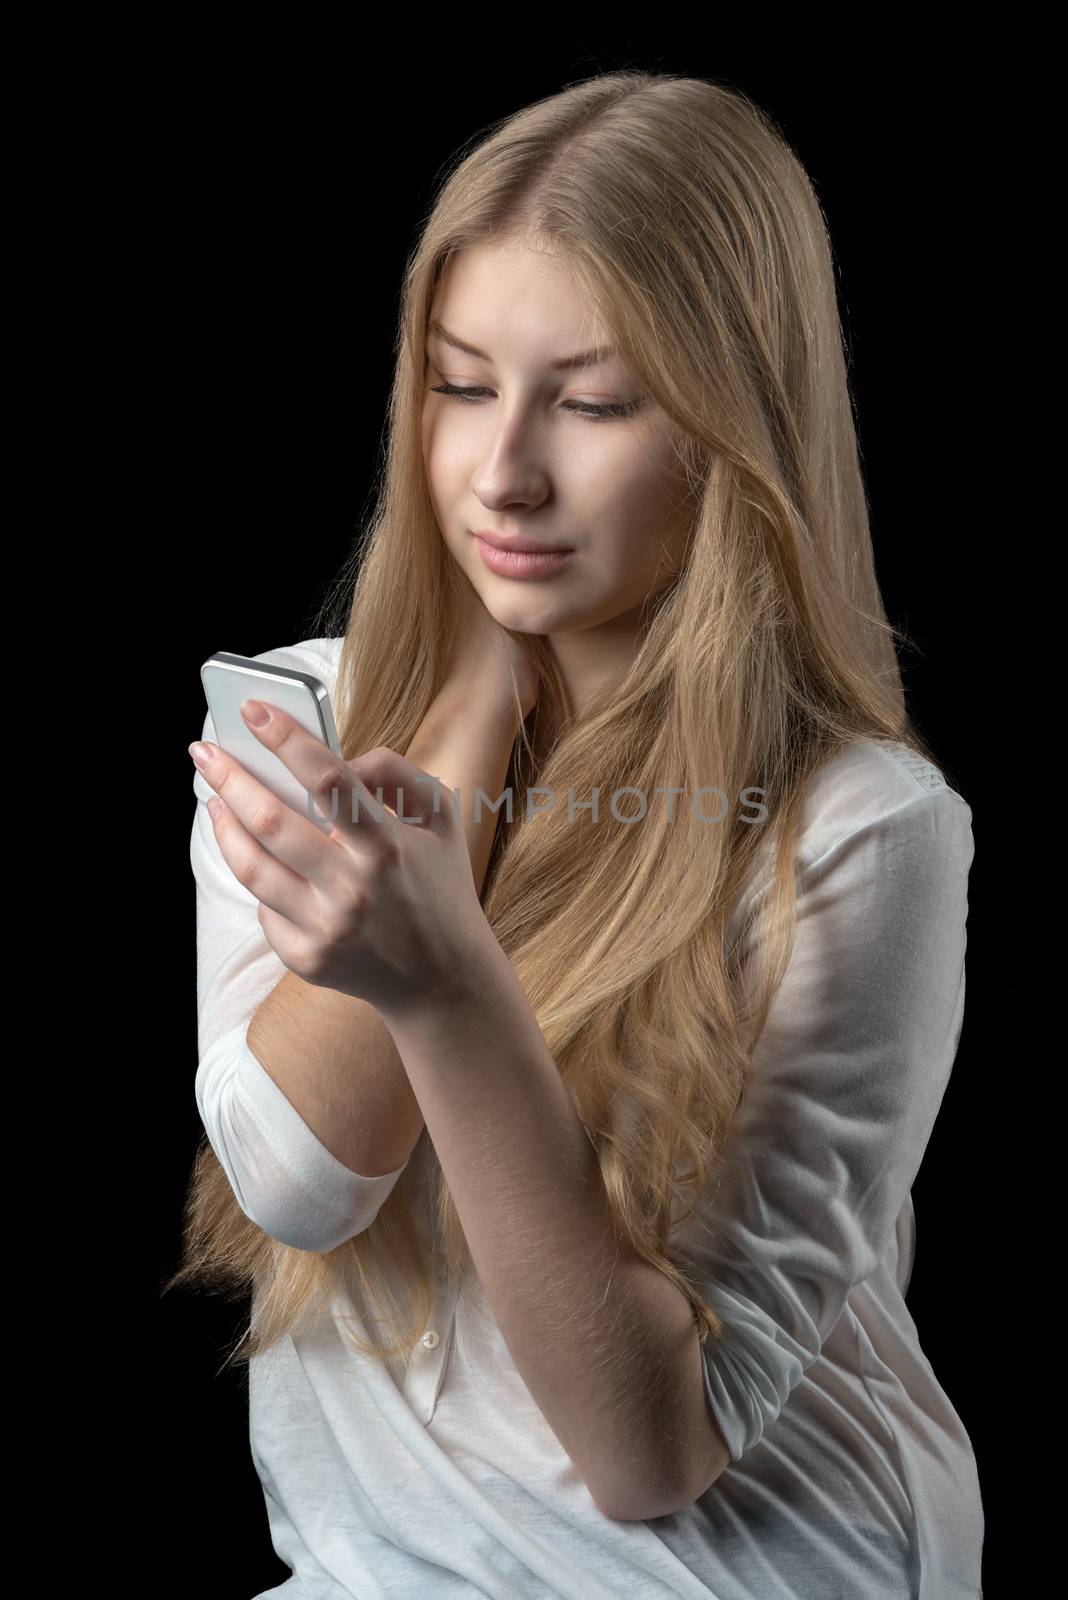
[200,650,342,830]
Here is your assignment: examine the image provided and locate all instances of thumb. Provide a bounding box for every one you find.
[347,745,457,830]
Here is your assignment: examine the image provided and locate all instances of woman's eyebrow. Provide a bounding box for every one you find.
[427,319,619,371]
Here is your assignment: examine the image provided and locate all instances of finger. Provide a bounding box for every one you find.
[206,793,319,927]
[347,745,457,832]
[238,700,442,842]
[191,731,347,891]
[257,899,314,978]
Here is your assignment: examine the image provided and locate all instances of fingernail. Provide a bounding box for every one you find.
[189,742,215,769]
[242,699,269,726]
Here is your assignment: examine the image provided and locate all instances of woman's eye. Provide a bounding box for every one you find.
[429,382,641,422]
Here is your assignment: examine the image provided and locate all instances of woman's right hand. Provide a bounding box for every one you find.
[443,572,541,719]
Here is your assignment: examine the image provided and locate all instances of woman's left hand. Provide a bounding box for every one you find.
[198,698,494,1024]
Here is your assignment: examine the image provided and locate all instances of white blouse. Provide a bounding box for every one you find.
[191,634,984,1599]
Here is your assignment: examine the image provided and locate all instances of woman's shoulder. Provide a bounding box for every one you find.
[794,736,971,875]
[731,736,973,937]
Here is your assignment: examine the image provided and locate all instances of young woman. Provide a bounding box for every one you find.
[169,71,983,1599]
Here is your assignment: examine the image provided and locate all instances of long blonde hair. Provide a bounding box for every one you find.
[163,70,939,1371]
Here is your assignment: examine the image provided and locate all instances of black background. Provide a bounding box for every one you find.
[124,42,1002,1599]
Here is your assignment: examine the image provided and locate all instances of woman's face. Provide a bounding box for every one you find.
[421,239,698,647]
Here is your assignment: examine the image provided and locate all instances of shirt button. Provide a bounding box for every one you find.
[421,1329,440,1349]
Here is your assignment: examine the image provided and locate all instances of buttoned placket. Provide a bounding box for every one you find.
[404,1273,459,1424]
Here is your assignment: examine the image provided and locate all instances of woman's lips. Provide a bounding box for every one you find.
[474,536,575,580]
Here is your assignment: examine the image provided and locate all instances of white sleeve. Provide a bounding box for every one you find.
[681,781,974,1461]
[190,639,409,1253]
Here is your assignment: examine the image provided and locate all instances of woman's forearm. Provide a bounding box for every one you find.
[244,683,522,1178]
[378,929,721,1521]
